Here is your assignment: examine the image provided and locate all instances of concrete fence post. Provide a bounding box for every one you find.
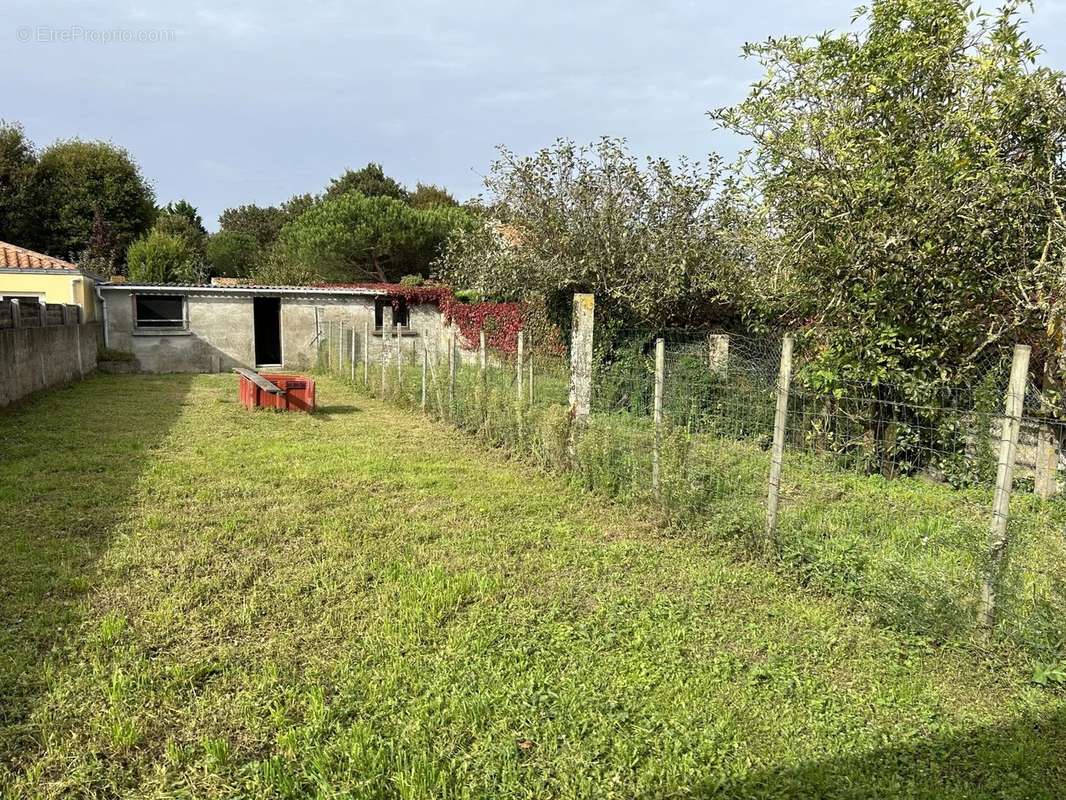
[479,329,487,424]
[363,321,370,387]
[1034,363,1058,499]
[396,324,404,396]
[652,338,666,498]
[421,341,428,412]
[766,334,795,542]
[338,321,344,372]
[380,332,387,397]
[979,344,1032,634]
[568,294,595,421]
[708,334,730,377]
[350,317,357,382]
[516,330,525,438]
[448,333,456,415]
[567,293,595,460]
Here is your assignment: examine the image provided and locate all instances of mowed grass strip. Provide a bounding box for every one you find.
[1,374,1063,798]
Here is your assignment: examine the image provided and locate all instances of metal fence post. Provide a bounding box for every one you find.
[326,320,333,370]
[529,357,535,407]
[652,338,665,498]
[766,334,794,541]
[979,344,1031,633]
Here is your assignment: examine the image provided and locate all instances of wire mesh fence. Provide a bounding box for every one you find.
[313,310,1066,668]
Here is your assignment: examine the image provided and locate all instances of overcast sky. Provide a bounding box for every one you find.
[4,0,1066,230]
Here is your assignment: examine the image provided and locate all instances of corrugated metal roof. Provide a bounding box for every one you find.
[99,283,391,295]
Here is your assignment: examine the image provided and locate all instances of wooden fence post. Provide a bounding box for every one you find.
[979,344,1032,633]
[421,341,428,411]
[652,337,666,498]
[766,334,794,541]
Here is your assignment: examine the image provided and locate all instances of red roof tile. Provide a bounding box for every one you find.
[0,241,79,271]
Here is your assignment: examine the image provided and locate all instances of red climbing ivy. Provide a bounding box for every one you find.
[315,282,530,354]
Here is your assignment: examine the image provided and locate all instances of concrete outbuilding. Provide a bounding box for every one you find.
[98,282,453,373]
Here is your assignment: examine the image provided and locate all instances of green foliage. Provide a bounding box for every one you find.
[217,194,315,251]
[153,200,207,256]
[409,182,458,208]
[324,162,408,203]
[0,120,36,243]
[262,193,473,284]
[126,230,203,284]
[205,230,259,278]
[23,139,155,267]
[437,138,749,333]
[714,0,1066,392]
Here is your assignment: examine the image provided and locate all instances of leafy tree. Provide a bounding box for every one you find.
[154,199,207,255]
[410,182,458,208]
[324,163,408,203]
[24,139,155,266]
[262,193,472,284]
[80,206,118,276]
[218,193,315,250]
[0,120,36,243]
[206,230,260,278]
[126,230,203,284]
[436,137,747,330]
[714,0,1066,392]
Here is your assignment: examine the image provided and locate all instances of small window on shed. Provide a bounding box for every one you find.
[135,294,186,329]
[374,297,409,329]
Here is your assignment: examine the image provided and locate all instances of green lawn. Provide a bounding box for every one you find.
[1,374,1064,798]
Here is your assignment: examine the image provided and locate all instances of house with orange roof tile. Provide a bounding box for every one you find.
[0,240,103,321]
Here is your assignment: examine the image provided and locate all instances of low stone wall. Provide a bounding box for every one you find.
[0,318,100,408]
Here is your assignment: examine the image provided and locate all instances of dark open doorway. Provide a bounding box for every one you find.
[253,297,282,366]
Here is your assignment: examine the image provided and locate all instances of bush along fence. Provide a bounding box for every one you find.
[315,295,1066,674]
[1,298,99,408]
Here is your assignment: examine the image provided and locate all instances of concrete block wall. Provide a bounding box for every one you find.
[105,292,255,373]
[0,321,100,408]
